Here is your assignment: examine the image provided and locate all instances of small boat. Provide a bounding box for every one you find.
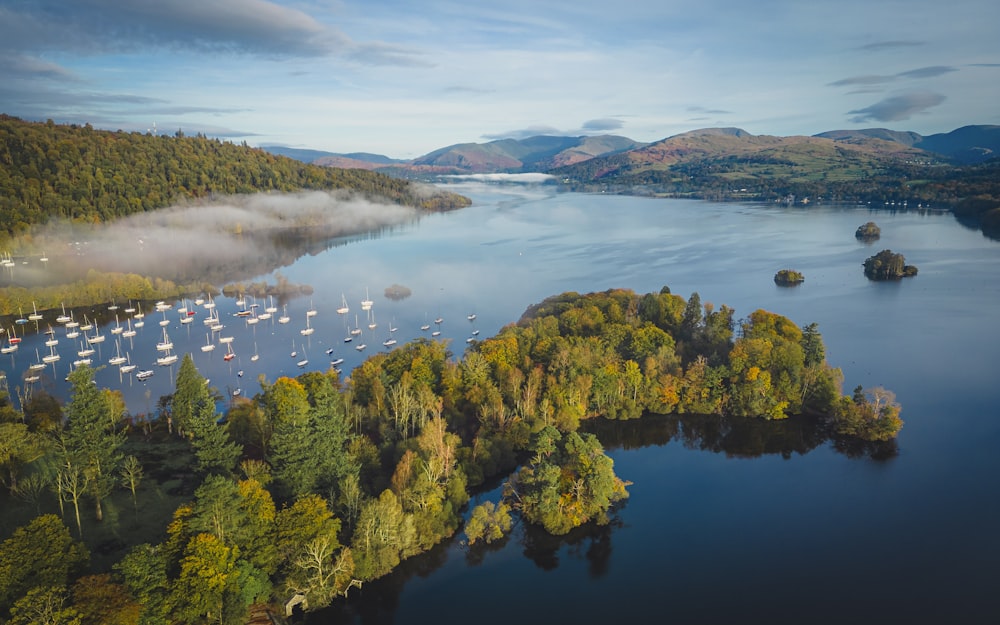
[368,309,377,331]
[193,298,204,306]
[87,326,105,344]
[472,329,480,336]
[325,347,334,355]
[219,335,234,344]
[42,344,61,364]
[290,340,297,358]
[72,358,91,367]
[434,316,443,324]
[122,318,137,338]
[108,300,119,311]
[431,330,441,337]
[124,301,136,314]
[111,315,124,334]
[159,310,170,327]
[331,357,344,366]
[157,352,178,366]
[29,349,46,371]
[300,314,315,336]
[421,323,431,331]
[468,313,477,321]
[156,327,172,350]
[389,319,398,333]
[65,311,79,328]
[28,302,43,322]
[204,309,219,325]
[383,337,397,347]
[223,343,235,362]
[108,340,127,366]
[466,337,475,343]
[8,325,21,344]
[65,325,79,340]
[278,305,290,325]
[120,353,136,374]
[136,370,154,381]
[355,343,366,351]
[77,341,95,358]
[336,294,349,315]
[350,314,362,336]
[361,288,373,311]
[235,293,246,307]
[265,296,278,315]
[24,375,40,383]
[79,316,93,332]
[306,300,317,318]
[201,333,216,352]
[56,304,71,324]
[203,294,216,310]
[297,346,308,368]
[133,302,145,318]
[250,342,259,362]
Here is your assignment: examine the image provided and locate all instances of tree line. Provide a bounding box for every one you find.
[0,115,469,240]
[0,286,901,623]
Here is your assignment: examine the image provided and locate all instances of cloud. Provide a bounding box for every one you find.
[482,125,563,140]
[687,106,733,115]
[856,41,926,52]
[968,63,1000,67]
[896,66,957,79]
[848,92,946,123]
[831,66,959,88]
[581,118,624,131]
[828,74,895,87]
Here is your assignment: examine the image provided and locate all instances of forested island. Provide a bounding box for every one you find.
[773,269,805,285]
[855,222,881,241]
[863,250,918,280]
[0,287,902,624]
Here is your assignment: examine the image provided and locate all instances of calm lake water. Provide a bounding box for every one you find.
[4,184,1000,624]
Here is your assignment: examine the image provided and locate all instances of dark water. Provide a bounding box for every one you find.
[4,185,1000,623]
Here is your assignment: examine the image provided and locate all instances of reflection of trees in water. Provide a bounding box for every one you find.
[586,412,898,462]
[519,513,623,578]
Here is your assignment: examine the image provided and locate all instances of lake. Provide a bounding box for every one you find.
[3,184,999,624]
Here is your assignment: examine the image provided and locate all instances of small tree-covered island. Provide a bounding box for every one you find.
[863,249,919,280]
[774,269,805,286]
[0,287,902,623]
[855,221,881,241]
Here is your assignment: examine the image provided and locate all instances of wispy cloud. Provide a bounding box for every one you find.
[687,106,733,115]
[896,66,957,79]
[848,91,946,123]
[830,66,958,88]
[856,40,925,52]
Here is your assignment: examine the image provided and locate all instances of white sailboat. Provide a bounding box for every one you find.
[278,305,290,324]
[337,294,349,315]
[250,342,259,362]
[297,345,308,368]
[122,318,137,338]
[133,302,145,318]
[361,287,373,311]
[65,311,79,329]
[350,314,362,336]
[306,299,318,318]
[203,294,216,309]
[156,328,173,352]
[56,303,71,324]
[120,353,137,374]
[108,340,127,366]
[157,329,178,366]
[201,333,216,352]
[28,302,43,322]
[87,325,105,344]
[29,349,45,371]
[368,308,377,330]
[65,323,79,340]
[111,314,124,334]
[79,315,93,332]
[43,343,61,364]
[265,296,278,315]
[300,314,315,336]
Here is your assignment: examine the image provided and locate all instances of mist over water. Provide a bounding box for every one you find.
[7,190,417,286]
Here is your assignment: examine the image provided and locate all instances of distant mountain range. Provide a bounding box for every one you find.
[262,125,999,178]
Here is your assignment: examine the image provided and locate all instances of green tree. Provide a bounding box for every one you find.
[465,501,512,545]
[63,365,125,521]
[0,514,89,616]
[169,533,239,625]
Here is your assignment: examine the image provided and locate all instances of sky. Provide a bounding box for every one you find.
[1,0,998,158]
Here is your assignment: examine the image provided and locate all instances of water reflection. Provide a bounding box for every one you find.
[586,412,898,462]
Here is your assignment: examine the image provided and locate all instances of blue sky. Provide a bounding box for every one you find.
[1,0,997,157]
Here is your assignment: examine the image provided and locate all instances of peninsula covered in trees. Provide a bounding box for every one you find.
[0,286,901,624]
[0,115,470,240]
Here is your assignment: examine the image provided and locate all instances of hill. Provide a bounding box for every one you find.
[261,145,404,167]
[552,127,941,187]
[815,125,1000,164]
[0,116,469,238]
[406,134,646,174]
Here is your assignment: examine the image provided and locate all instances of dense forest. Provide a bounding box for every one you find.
[0,287,901,624]
[0,115,469,240]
